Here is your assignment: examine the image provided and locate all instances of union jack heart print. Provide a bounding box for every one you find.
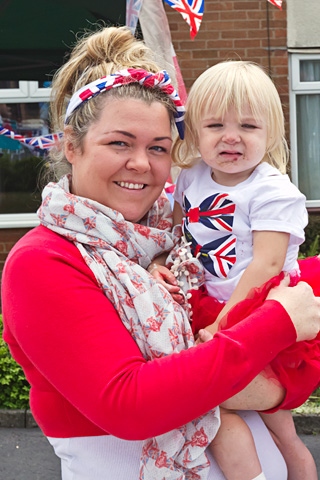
[183,192,235,232]
[184,228,237,278]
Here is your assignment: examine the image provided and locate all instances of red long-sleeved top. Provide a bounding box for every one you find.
[1,226,296,439]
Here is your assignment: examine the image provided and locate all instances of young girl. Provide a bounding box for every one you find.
[150,61,320,480]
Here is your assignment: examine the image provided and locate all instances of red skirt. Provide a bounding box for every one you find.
[189,256,320,411]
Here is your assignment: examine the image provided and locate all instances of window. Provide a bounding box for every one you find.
[0,81,51,228]
[289,53,320,208]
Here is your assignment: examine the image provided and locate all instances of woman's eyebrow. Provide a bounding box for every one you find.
[108,130,136,138]
[106,130,172,142]
[154,136,173,141]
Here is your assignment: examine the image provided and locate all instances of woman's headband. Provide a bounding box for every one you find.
[65,68,185,139]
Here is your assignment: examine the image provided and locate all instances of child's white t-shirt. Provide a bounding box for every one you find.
[174,161,308,302]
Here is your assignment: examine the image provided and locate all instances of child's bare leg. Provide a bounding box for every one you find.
[260,410,317,480]
[221,373,285,411]
[210,407,265,480]
[198,335,284,411]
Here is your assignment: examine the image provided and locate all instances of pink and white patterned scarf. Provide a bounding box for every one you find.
[38,175,220,480]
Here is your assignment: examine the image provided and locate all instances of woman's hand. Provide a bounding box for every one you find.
[267,277,320,342]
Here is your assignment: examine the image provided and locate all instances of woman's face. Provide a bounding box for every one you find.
[65,98,173,223]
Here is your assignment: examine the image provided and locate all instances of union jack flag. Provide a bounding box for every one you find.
[183,192,235,232]
[126,0,143,34]
[21,133,63,150]
[164,0,204,39]
[267,0,282,9]
[184,228,236,278]
[0,126,62,151]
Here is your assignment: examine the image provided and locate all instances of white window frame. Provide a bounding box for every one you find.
[0,81,51,229]
[289,52,320,209]
[0,81,51,103]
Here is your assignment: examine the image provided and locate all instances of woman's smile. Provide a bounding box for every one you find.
[115,181,146,190]
[65,98,172,222]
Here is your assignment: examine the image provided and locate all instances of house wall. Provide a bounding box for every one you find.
[287,0,320,48]
[0,0,288,310]
[166,0,289,122]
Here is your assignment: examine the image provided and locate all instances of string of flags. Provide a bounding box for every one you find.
[0,126,62,151]
[268,0,282,9]
[163,0,282,40]
[164,0,204,39]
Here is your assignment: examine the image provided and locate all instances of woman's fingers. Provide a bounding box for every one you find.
[267,281,320,342]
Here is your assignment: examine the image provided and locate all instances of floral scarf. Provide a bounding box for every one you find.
[38,175,220,480]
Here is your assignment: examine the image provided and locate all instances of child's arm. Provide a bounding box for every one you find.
[173,200,184,226]
[147,252,184,303]
[206,230,290,335]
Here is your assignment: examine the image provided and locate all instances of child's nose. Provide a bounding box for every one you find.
[222,128,241,144]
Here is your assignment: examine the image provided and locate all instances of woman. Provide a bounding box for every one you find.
[1,26,320,480]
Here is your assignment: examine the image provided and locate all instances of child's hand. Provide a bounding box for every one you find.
[195,323,219,344]
[148,264,184,304]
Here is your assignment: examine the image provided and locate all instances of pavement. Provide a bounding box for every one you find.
[0,428,61,480]
[0,410,320,479]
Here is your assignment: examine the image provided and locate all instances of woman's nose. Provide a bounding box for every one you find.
[126,150,151,172]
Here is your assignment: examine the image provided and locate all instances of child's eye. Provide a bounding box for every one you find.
[207,123,223,128]
[242,124,257,129]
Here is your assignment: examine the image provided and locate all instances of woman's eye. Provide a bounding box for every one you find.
[109,141,127,146]
[150,146,167,153]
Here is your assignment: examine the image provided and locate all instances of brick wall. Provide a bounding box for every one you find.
[165,0,289,127]
[0,1,288,308]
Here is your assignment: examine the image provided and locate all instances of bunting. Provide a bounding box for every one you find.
[267,0,282,9]
[0,126,62,151]
[164,0,204,39]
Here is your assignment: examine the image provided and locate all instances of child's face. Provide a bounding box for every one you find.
[197,104,268,186]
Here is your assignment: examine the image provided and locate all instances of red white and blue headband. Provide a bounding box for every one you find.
[65,68,185,139]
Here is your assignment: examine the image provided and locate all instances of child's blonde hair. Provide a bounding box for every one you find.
[173,60,288,173]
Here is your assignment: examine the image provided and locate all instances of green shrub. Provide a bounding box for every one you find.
[300,214,320,258]
[0,154,43,192]
[299,235,320,259]
[0,314,30,409]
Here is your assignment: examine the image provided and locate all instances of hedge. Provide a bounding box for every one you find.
[300,214,320,258]
[0,314,30,409]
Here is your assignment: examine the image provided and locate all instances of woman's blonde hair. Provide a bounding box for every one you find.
[173,60,288,173]
[46,26,176,181]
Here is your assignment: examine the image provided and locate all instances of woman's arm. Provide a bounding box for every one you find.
[2,232,318,440]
